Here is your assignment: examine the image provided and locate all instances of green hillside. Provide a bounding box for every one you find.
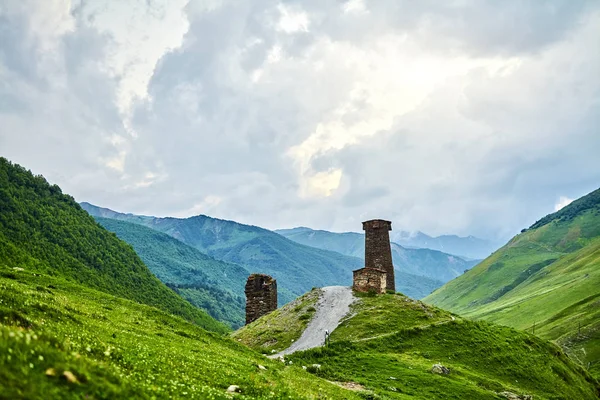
[0,158,226,333]
[425,187,600,377]
[276,227,478,283]
[237,291,599,399]
[94,217,248,329]
[0,264,360,399]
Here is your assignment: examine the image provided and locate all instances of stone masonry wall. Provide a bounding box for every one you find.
[352,268,387,294]
[245,274,277,325]
[363,219,395,292]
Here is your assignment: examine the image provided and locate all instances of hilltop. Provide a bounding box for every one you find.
[0,158,225,333]
[94,217,248,328]
[425,187,600,378]
[235,290,599,399]
[277,227,478,283]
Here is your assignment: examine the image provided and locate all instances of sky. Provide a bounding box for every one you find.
[1,0,599,241]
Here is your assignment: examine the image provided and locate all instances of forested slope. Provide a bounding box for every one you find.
[0,157,226,333]
[94,217,248,328]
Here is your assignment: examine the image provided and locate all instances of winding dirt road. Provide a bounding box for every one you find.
[273,286,355,357]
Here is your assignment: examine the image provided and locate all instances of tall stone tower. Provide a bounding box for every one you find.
[363,219,395,292]
[245,274,277,325]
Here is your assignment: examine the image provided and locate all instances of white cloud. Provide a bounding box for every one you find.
[343,0,368,15]
[74,0,190,116]
[1,0,599,240]
[555,196,574,211]
[276,4,310,33]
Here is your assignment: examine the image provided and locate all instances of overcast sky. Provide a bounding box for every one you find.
[1,0,599,241]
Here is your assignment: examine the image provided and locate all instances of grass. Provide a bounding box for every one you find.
[232,289,321,353]
[287,293,600,399]
[0,265,361,399]
[425,211,600,379]
[426,210,600,312]
[331,291,453,342]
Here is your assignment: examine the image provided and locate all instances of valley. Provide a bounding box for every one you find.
[1,157,599,399]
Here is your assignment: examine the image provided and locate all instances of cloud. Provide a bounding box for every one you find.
[1,0,599,241]
[555,197,574,211]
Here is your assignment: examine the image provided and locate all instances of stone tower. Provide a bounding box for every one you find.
[363,219,395,292]
[245,274,277,325]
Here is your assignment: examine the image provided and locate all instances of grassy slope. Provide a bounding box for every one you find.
[94,217,248,329]
[288,293,600,399]
[0,158,225,333]
[232,289,321,353]
[425,189,600,377]
[0,266,360,399]
[456,238,600,377]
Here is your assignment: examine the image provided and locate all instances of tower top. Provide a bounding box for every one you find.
[362,219,392,231]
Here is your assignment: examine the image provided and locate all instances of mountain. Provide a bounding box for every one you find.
[0,157,226,333]
[94,217,248,329]
[81,203,361,304]
[276,227,478,283]
[82,203,441,300]
[389,230,499,259]
[425,187,600,378]
[235,290,599,399]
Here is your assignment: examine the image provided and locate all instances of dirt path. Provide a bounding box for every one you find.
[272,286,355,357]
[356,315,456,342]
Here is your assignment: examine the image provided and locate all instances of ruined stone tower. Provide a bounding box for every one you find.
[363,219,395,292]
[352,267,387,294]
[245,274,277,325]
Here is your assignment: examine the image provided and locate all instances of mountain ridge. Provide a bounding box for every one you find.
[277,226,499,259]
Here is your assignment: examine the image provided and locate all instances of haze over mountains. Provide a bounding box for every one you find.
[388,231,500,260]
[276,227,479,283]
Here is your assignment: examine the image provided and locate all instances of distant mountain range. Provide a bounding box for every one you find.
[82,203,444,301]
[425,187,600,378]
[389,230,499,260]
[276,227,480,283]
